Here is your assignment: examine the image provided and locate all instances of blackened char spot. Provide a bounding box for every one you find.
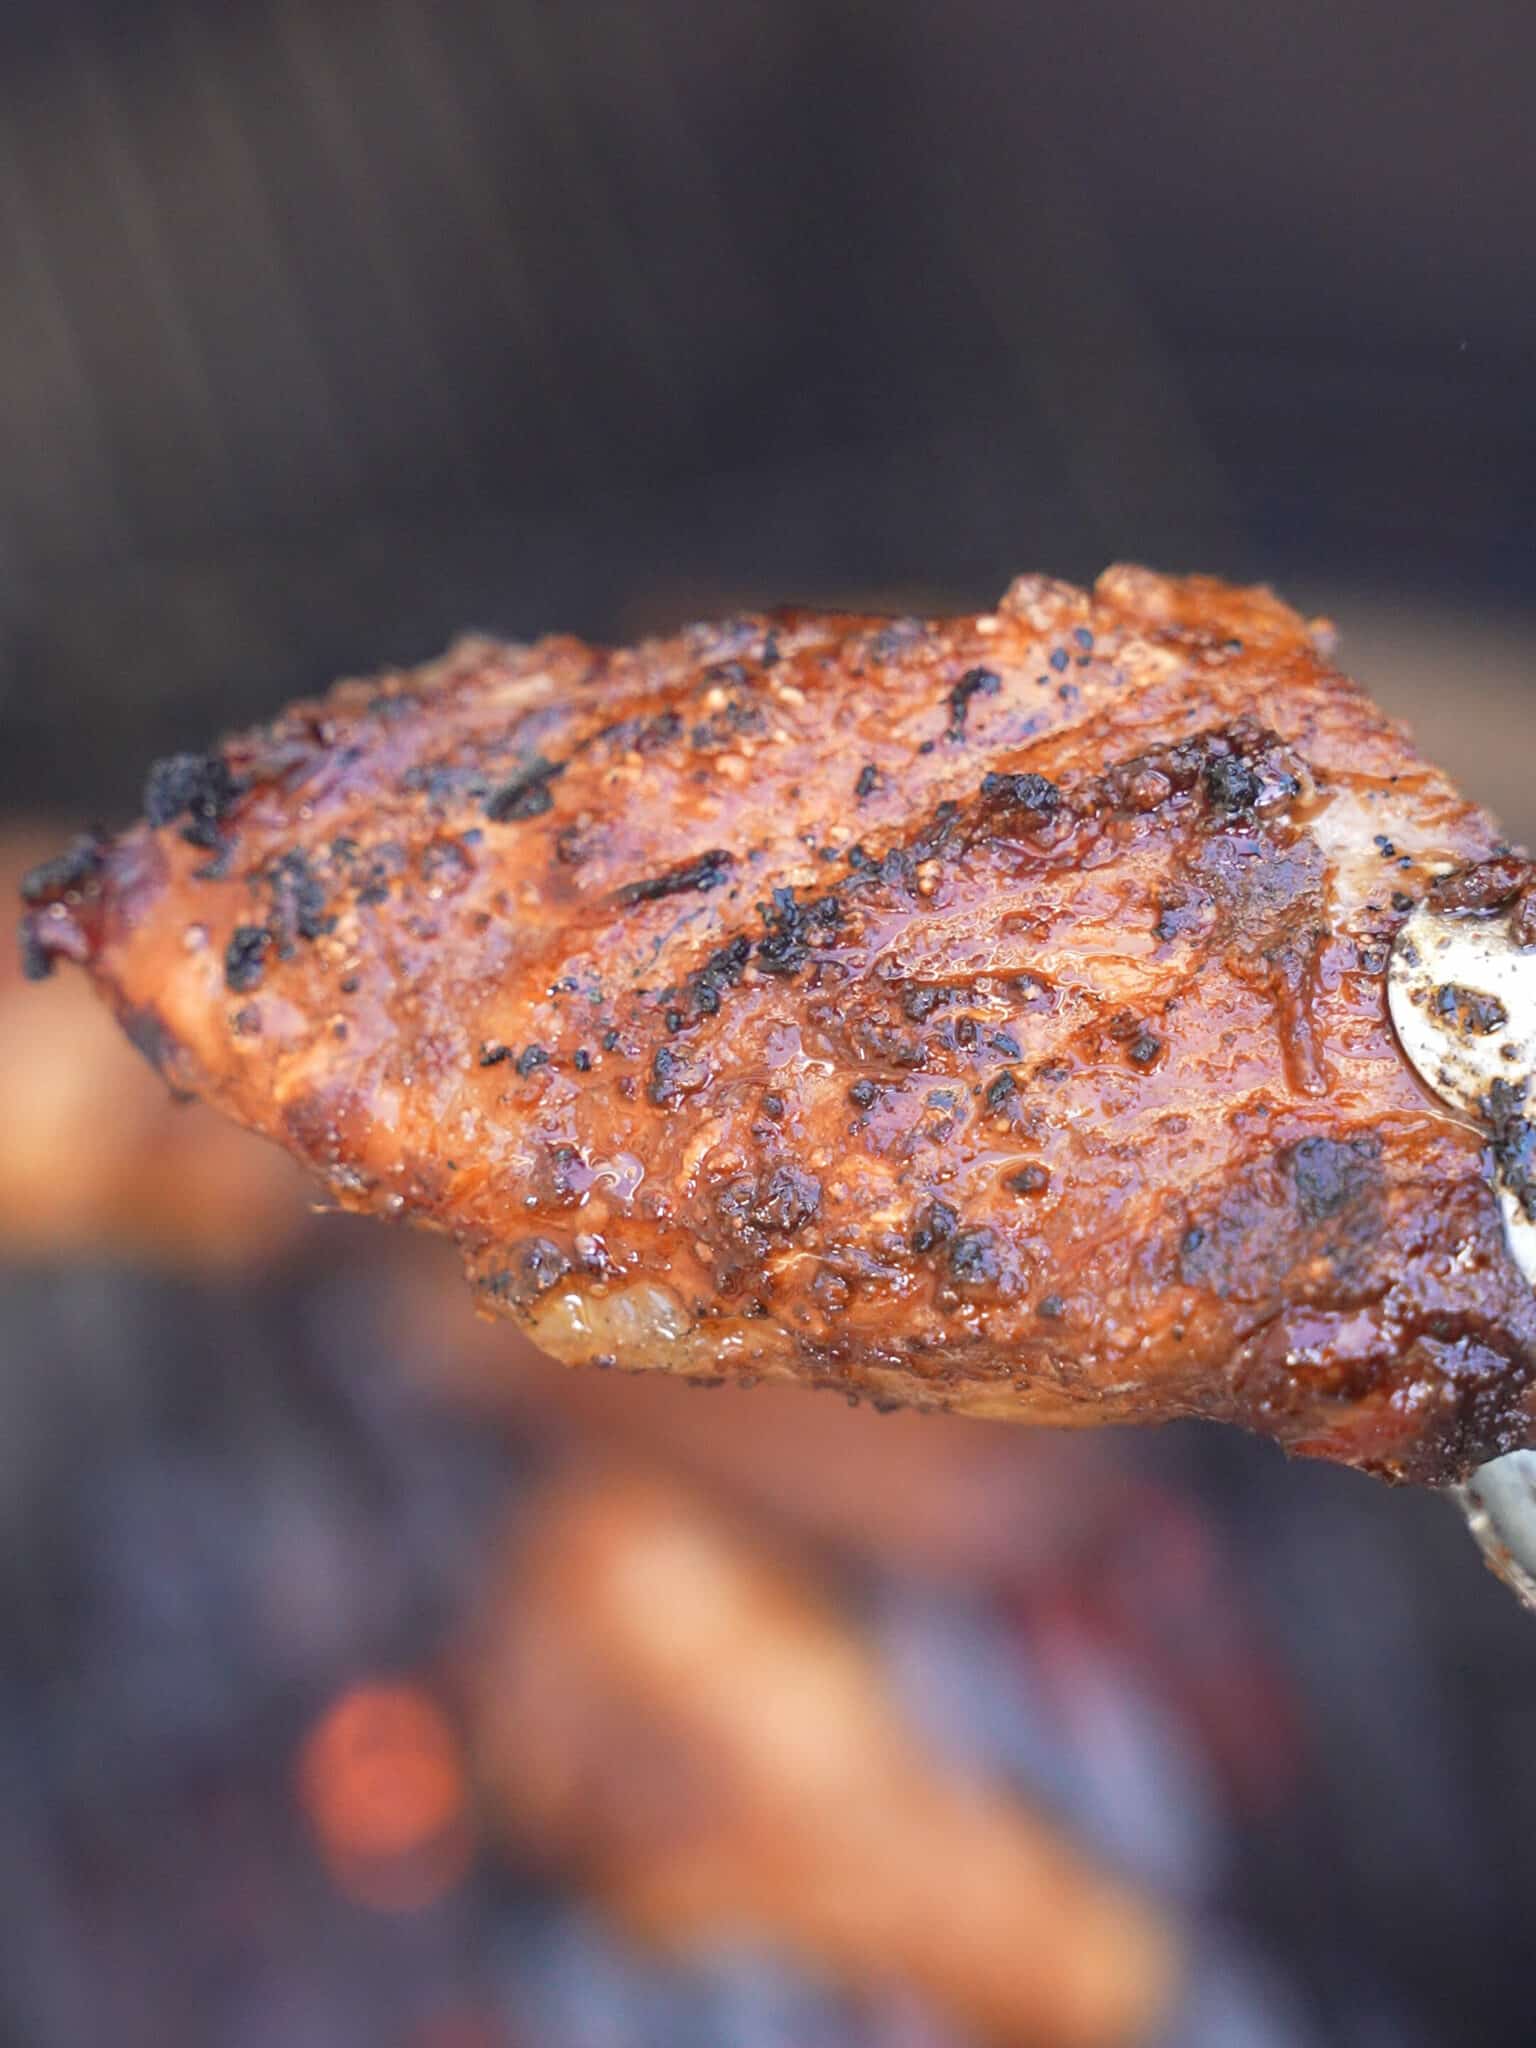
[980,771,1061,817]
[1287,1134,1382,1223]
[691,697,765,750]
[715,1165,821,1243]
[984,1070,1019,1113]
[948,1227,1000,1285]
[613,849,733,906]
[756,886,842,977]
[143,752,245,850]
[224,925,272,994]
[910,1200,958,1253]
[484,754,565,822]
[1434,984,1508,1035]
[1099,719,1299,820]
[488,1238,571,1306]
[1006,1163,1050,1195]
[902,982,961,1023]
[687,933,753,1017]
[648,1043,708,1106]
[267,849,335,948]
[1205,756,1261,811]
[20,837,103,904]
[946,666,1001,738]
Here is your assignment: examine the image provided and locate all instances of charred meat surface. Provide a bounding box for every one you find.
[21,568,1536,1480]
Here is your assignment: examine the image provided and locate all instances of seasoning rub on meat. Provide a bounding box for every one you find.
[23,567,1536,1481]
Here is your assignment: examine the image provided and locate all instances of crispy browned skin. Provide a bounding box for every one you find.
[473,1472,1178,2048]
[21,567,1536,1478]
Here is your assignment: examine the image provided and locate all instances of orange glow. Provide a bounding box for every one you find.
[297,1679,472,1911]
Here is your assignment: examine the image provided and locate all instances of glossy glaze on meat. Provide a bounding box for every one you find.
[21,567,1536,1480]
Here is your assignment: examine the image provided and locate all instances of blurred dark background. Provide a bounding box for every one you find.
[3,3,1536,2045]
[3,0,1535,816]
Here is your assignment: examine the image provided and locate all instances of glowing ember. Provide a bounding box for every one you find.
[296,1679,472,1911]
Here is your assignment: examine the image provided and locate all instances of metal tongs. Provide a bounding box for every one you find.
[1389,895,1536,1610]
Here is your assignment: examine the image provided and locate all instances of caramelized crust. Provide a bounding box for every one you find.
[22,567,1536,1478]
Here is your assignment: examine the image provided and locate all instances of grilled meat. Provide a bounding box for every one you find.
[474,1471,1177,2048]
[22,567,1536,1479]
